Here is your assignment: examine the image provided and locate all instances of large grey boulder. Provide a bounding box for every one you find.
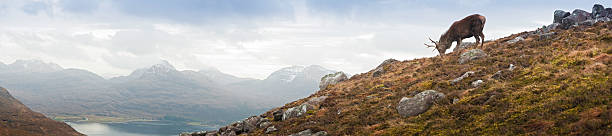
[554,10,571,23]
[319,72,348,89]
[592,4,605,18]
[283,103,314,120]
[453,42,477,52]
[397,90,446,117]
[289,129,329,136]
[242,116,261,133]
[561,9,592,29]
[459,49,488,64]
[272,109,283,121]
[265,126,278,134]
[282,96,327,120]
[373,59,398,77]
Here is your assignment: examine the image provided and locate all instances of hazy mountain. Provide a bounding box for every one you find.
[0,59,338,123]
[0,87,83,136]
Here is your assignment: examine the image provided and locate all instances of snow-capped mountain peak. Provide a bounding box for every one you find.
[5,59,63,73]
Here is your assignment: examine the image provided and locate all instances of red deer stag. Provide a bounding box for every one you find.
[425,14,486,56]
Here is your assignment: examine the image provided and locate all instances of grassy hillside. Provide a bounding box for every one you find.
[249,22,612,135]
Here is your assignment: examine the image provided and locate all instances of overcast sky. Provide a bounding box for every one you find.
[0,0,607,79]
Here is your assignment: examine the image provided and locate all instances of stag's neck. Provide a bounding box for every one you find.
[440,31,452,43]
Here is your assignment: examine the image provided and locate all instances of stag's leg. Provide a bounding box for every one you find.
[479,33,485,48]
[456,39,462,50]
[474,36,481,48]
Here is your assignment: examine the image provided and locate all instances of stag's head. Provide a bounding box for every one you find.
[424,37,450,56]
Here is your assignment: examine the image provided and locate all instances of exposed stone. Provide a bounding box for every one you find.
[373,59,398,77]
[265,126,278,134]
[459,49,488,64]
[283,103,314,120]
[561,9,592,29]
[242,116,261,133]
[471,80,484,87]
[592,4,605,18]
[453,42,477,52]
[596,17,611,22]
[319,72,348,89]
[306,96,328,106]
[272,109,283,121]
[259,121,271,129]
[289,129,329,136]
[554,10,570,23]
[538,32,557,40]
[397,90,446,117]
[508,64,516,71]
[505,36,524,44]
[451,71,475,83]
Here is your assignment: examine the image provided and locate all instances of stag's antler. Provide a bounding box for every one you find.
[424,37,438,52]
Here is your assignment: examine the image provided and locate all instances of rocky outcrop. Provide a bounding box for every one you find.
[471,80,484,87]
[319,72,348,89]
[554,10,571,23]
[555,4,612,29]
[459,49,488,64]
[373,59,398,77]
[181,116,270,136]
[397,90,446,117]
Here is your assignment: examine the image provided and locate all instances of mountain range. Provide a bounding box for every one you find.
[0,59,337,123]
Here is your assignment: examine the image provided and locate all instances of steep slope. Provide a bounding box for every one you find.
[0,87,83,136]
[184,18,612,135]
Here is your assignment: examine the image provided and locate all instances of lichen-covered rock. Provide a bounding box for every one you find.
[265,126,278,134]
[306,96,328,106]
[283,103,313,120]
[453,42,477,52]
[289,129,328,136]
[373,59,398,77]
[505,36,524,44]
[242,116,261,133]
[472,80,484,87]
[554,10,570,23]
[397,90,446,117]
[451,71,475,83]
[319,72,348,89]
[592,4,605,18]
[272,109,283,121]
[459,49,488,64]
[561,9,592,29]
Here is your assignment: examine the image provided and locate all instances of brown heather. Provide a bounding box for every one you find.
[248,22,612,135]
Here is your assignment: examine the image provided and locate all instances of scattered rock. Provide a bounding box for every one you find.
[554,10,571,23]
[471,80,484,87]
[242,116,261,133]
[453,42,477,52]
[508,64,516,71]
[397,90,446,117]
[505,36,524,44]
[306,96,328,106]
[289,129,329,136]
[265,126,278,134]
[451,71,475,83]
[272,109,283,121]
[259,121,271,129]
[283,103,314,120]
[373,59,398,77]
[459,49,488,64]
[538,32,557,40]
[319,72,348,89]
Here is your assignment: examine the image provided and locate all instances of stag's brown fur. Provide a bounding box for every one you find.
[427,14,486,56]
